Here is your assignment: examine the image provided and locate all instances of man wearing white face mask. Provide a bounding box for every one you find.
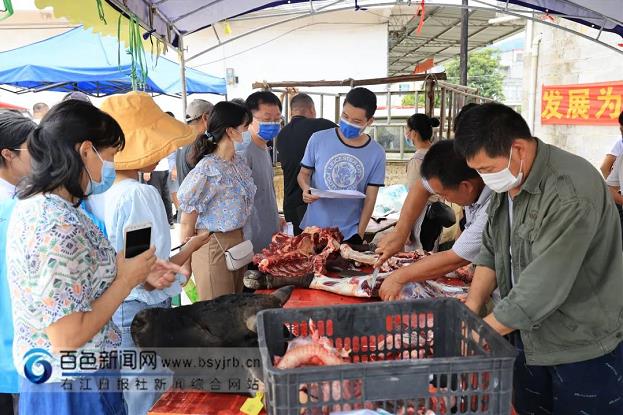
[243,91,282,253]
[455,103,623,415]
[298,87,386,244]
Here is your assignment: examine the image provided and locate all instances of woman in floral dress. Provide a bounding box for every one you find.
[6,100,183,415]
[178,101,256,301]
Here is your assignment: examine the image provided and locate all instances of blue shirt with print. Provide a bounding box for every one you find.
[300,128,386,239]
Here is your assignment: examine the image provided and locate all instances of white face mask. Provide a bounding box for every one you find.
[478,147,523,193]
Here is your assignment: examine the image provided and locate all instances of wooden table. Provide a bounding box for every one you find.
[148,288,374,415]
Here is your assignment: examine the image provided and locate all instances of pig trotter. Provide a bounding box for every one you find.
[244,270,267,290]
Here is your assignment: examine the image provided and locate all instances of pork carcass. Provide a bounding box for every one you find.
[308,272,470,300]
[254,227,343,277]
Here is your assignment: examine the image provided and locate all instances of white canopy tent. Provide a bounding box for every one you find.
[95,0,623,112]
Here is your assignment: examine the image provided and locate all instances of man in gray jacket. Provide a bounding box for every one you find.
[456,103,623,414]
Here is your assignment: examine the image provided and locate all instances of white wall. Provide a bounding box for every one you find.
[183,9,389,120]
[522,19,623,167]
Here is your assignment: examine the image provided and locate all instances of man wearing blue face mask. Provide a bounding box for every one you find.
[455,103,623,415]
[298,87,386,244]
[243,91,283,253]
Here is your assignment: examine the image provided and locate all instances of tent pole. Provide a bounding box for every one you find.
[459,0,468,88]
[179,33,188,117]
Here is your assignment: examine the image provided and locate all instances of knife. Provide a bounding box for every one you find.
[369,267,380,288]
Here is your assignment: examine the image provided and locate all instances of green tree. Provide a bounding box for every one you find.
[444,48,505,101]
[401,93,425,107]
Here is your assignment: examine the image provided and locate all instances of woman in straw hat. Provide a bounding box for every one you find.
[178,101,256,301]
[90,92,212,415]
[7,99,183,415]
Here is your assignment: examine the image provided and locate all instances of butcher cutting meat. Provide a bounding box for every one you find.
[246,228,471,300]
[373,139,491,301]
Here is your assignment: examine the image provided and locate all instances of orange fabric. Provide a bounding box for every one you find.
[100,91,196,170]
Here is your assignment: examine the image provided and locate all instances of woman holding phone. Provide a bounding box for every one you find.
[178,101,256,301]
[6,100,183,415]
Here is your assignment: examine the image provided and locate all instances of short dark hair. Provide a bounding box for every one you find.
[454,103,532,160]
[290,93,314,111]
[453,102,479,133]
[230,98,247,107]
[421,140,480,189]
[407,114,440,141]
[619,110,623,126]
[0,112,37,167]
[33,102,49,113]
[246,91,282,112]
[188,101,252,166]
[18,100,125,203]
[344,87,377,119]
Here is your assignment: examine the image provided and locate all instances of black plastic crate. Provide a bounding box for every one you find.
[257,298,517,415]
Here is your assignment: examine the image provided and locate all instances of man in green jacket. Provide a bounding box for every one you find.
[455,103,623,414]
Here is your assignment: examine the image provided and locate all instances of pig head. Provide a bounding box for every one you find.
[131,286,294,349]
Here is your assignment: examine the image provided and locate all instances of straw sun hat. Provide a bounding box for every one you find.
[101,91,196,171]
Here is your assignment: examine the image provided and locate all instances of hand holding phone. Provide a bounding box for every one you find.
[124,223,152,259]
[116,247,157,291]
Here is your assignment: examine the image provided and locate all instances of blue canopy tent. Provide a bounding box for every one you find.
[0,26,226,97]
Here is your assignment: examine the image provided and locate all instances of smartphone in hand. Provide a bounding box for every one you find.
[124,222,152,259]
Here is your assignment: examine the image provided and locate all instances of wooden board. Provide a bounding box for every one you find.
[149,390,264,415]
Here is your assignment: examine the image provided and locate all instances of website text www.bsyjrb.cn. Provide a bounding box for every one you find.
[34,348,264,393]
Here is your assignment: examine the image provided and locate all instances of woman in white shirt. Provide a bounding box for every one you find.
[404,113,441,251]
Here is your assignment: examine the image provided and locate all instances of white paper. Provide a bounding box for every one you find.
[310,188,366,199]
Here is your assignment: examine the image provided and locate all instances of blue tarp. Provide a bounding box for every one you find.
[0,26,226,96]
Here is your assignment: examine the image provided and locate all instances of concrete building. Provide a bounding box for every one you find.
[522,19,623,167]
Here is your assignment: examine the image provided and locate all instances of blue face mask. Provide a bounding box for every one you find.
[235,130,252,153]
[339,118,365,140]
[404,132,415,148]
[257,122,281,141]
[86,147,116,195]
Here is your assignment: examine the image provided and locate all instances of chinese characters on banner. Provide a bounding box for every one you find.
[541,81,622,125]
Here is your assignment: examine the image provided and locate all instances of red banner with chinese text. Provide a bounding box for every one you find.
[541,81,622,125]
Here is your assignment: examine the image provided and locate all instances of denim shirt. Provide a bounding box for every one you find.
[476,139,623,365]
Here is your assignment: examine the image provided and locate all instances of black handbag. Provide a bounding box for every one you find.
[419,202,456,251]
[425,201,456,228]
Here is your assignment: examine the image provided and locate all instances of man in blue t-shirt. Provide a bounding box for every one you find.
[298,87,386,243]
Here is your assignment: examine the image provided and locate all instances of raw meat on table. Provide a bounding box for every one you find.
[309,272,470,299]
[254,227,343,277]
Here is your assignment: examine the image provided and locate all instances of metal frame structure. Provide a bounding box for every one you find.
[101,0,623,116]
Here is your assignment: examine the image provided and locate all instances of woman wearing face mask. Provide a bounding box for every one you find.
[0,112,35,415]
[403,114,444,251]
[404,114,440,187]
[6,100,183,415]
[178,101,256,301]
